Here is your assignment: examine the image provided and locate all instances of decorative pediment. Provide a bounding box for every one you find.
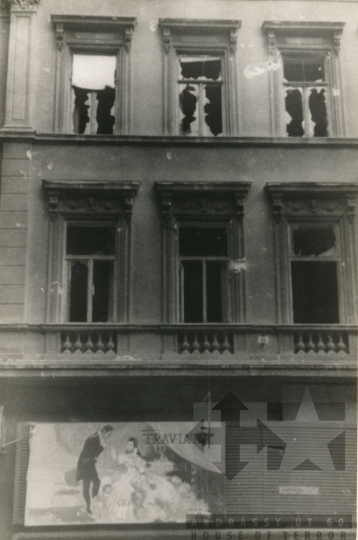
[262,21,345,56]
[158,18,241,54]
[156,181,251,222]
[42,180,140,220]
[266,182,358,223]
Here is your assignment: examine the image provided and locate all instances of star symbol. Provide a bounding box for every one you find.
[271,389,344,472]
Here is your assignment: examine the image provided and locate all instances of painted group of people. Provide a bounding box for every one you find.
[76,424,209,523]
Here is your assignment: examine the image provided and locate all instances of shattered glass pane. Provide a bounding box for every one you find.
[179,84,199,136]
[72,86,115,135]
[292,227,336,257]
[73,88,90,134]
[179,56,221,80]
[285,88,304,137]
[204,85,223,136]
[308,87,328,137]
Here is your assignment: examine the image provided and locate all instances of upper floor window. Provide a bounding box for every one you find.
[72,54,116,135]
[159,19,241,137]
[42,180,139,324]
[52,15,136,135]
[266,182,358,325]
[156,181,251,324]
[262,22,345,138]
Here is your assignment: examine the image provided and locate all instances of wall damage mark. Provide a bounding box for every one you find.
[230,260,246,273]
[244,61,280,80]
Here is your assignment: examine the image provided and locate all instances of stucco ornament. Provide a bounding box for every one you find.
[9,0,40,10]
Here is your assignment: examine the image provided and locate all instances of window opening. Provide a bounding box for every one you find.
[178,56,223,137]
[72,55,116,135]
[66,225,116,322]
[283,58,328,137]
[179,227,228,322]
[290,225,339,323]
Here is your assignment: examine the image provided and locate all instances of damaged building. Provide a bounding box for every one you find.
[0,0,357,539]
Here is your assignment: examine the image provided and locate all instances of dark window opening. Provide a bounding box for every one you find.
[179,227,228,323]
[69,261,88,322]
[309,88,328,137]
[284,59,325,83]
[293,227,336,256]
[92,261,113,322]
[285,89,304,137]
[291,261,339,323]
[204,85,223,136]
[73,86,115,135]
[179,85,198,135]
[66,225,115,323]
[179,228,228,257]
[67,226,115,256]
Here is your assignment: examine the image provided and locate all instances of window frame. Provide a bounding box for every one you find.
[156,181,251,324]
[266,182,358,325]
[51,15,137,135]
[159,19,241,137]
[64,221,118,323]
[42,180,139,326]
[262,21,345,138]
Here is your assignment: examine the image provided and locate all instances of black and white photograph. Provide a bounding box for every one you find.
[0,0,356,539]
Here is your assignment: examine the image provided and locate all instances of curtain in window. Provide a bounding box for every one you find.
[72,55,116,90]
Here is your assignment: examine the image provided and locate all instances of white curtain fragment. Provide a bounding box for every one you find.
[72,55,116,90]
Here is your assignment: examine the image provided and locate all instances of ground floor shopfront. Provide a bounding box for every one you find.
[0,373,355,540]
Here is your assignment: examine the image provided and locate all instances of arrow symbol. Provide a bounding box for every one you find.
[212,391,248,422]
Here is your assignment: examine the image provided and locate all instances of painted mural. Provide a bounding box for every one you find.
[25,422,225,525]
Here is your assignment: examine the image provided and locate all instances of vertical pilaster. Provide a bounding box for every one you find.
[2,0,40,132]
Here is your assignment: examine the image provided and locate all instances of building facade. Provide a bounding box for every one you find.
[0,0,357,539]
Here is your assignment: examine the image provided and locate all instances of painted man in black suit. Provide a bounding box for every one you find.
[76,424,114,514]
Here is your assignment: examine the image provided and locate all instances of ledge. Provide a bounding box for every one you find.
[2,133,358,148]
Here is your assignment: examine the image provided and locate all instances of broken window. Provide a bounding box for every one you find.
[179,227,228,322]
[290,225,339,323]
[178,56,223,137]
[72,55,116,135]
[65,224,116,322]
[283,58,329,137]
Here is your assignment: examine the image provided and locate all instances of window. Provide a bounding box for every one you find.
[65,224,116,322]
[266,182,358,325]
[179,226,229,322]
[42,180,139,323]
[290,224,339,323]
[159,19,241,136]
[178,55,223,137]
[156,181,251,323]
[52,16,137,135]
[262,22,345,138]
[72,55,116,135]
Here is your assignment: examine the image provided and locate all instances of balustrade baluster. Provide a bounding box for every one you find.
[62,333,72,354]
[296,333,305,353]
[107,333,115,353]
[337,333,346,353]
[85,333,93,353]
[192,333,200,354]
[307,333,315,352]
[222,333,231,354]
[326,334,335,353]
[74,333,82,353]
[180,334,190,354]
[202,334,210,354]
[96,332,104,353]
[212,333,220,354]
[316,333,325,353]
